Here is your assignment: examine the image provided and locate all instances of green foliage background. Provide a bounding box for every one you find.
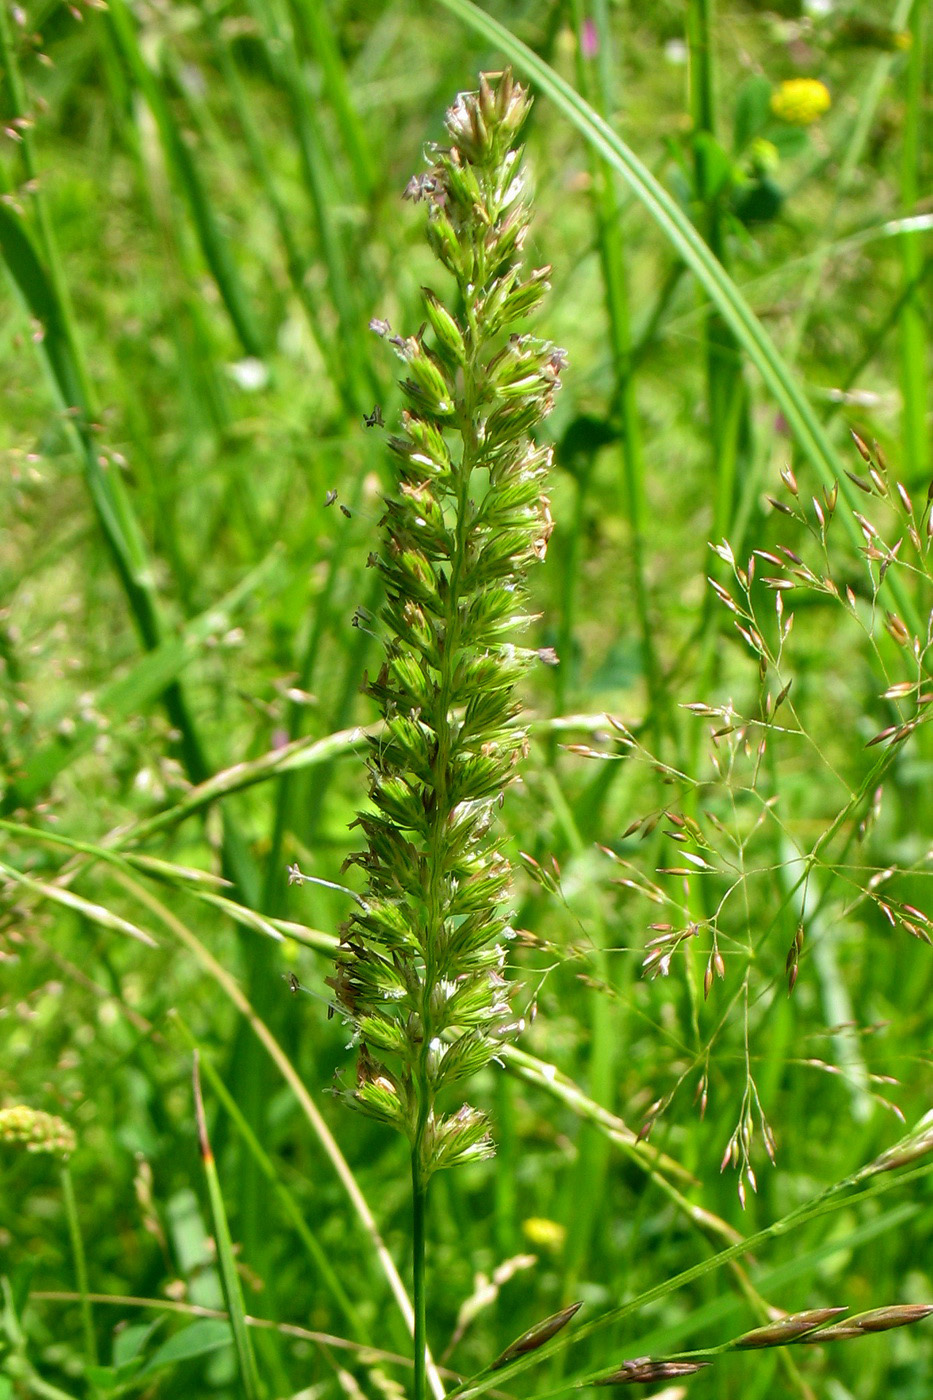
[0,1,931,1397]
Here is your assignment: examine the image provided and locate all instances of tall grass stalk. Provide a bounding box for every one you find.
[330,71,563,1399]
[685,0,750,580]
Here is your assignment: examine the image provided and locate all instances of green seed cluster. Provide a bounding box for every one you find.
[0,1105,76,1157]
[330,71,563,1184]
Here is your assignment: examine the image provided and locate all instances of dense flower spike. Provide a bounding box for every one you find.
[331,70,562,1186]
[0,1105,76,1157]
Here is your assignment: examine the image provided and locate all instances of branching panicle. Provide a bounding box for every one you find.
[330,70,563,1186]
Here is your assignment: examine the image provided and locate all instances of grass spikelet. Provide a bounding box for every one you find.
[332,67,562,1183]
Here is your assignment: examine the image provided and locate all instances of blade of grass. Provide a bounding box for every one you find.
[686,0,751,552]
[240,0,374,409]
[192,1054,263,1400]
[189,889,338,955]
[0,858,158,948]
[0,818,338,954]
[199,4,341,403]
[59,1165,97,1370]
[286,0,375,199]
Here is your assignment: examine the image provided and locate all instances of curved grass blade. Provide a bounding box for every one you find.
[288,0,375,199]
[0,818,338,954]
[0,858,157,949]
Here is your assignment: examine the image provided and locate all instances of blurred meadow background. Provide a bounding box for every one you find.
[1,0,933,1397]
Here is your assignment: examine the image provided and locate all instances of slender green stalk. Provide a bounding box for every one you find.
[898,0,929,484]
[59,1166,97,1370]
[686,0,749,556]
[192,1055,263,1400]
[330,69,561,1392]
[412,1167,429,1400]
[683,0,739,1038]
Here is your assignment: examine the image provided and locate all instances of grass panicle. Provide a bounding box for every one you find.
[331,69,563,1185]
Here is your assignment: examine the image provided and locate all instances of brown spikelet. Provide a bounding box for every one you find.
[593,1358,710,1386]
[733,1307,847,1349]
[852,1304,933,1333]
[491,1301,583,1370]
[797,1304,933,1343]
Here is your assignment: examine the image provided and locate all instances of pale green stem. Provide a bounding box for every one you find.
[60,1165,97,1368]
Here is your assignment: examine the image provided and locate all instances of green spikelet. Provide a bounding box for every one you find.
[329,69,563,1186]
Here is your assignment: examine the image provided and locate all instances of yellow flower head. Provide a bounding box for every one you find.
[770,78,831,126]
[522,1216,567,1252]
[0,1105,76,1157]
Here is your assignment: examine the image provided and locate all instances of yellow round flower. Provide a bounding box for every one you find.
[0,1105,76,1157]
[770,78,831,126]
[522,1216,567,1252]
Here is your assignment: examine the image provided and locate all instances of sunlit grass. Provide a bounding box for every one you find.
[0,3,931,1398]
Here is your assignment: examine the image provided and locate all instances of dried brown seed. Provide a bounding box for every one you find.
[797,1324,866,1344]
[853,1304,933,1333]
[734,1307,847,1349]
[851,430,872,462]
[593,1359,710,1386]
[491,1301,583,1369]
[846,469,873,494]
